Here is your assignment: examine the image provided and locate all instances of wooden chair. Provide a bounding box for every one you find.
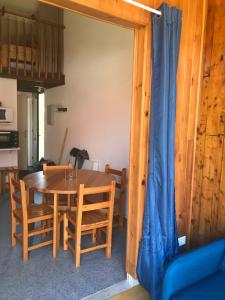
[43,163,72,172]
[63,181,116,267]
[105,164,126,231]
[9,175,54,262]
[43,163,76,213]
[0,167,19,193]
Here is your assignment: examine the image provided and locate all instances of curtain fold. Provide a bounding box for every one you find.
[137,3,182,300]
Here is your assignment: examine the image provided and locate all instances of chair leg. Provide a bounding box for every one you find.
[41,220,47,238]
[57,216,61,246]
[106,225,112,258]
[63,213,68,250]
[11,214,16,247]
[75,231,81,267]
[53,193,58,257]
[96,229,104,244]
[118,199,124,231]
[118,215,123,231]
[67,195,71,209]
[92,229,96,243]
[1,171,5,194]
[22,224,28,262]
[0,172,2,194]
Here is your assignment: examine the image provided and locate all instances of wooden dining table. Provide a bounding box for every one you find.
[23,169,115,257]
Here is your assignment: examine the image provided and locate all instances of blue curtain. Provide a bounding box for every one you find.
[137,3,182,300]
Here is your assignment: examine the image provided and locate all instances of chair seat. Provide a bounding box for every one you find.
[67,210,108,229]
[171,272,225,300]
[14,203,53,221]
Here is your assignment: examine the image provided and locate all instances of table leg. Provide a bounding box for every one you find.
[53,193,58,257]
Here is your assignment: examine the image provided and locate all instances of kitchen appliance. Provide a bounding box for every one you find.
[0,107,13,123]
[0,131,19,148]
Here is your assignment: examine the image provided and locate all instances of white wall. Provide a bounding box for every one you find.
[0,78,18,167]
[45,12,134,173]
[0,78,17,130]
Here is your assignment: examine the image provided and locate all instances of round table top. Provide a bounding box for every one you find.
[23,169,115,194]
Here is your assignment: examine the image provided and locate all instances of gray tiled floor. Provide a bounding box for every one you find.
[0,193,126,300]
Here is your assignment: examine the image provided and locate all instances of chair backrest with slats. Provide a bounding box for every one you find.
[76,181,116,229]
[105,164,126,195]
[9,175,28,224]
[43,162,72,172]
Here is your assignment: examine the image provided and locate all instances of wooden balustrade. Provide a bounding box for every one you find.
[0,7,65,89]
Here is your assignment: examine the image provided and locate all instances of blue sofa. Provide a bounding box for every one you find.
[162,238,225,300]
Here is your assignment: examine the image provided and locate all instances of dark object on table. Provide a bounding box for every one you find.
[70,148,89,169]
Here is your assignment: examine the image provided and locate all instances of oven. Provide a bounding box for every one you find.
[0,131,19,148]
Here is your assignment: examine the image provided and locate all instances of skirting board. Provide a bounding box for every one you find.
[82,275,139,300]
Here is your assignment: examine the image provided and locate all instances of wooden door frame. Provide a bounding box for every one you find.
[40,0,151,278]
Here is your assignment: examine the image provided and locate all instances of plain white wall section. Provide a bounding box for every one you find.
[0,78,18,167]
[45,12,134,173]
[0,78,17,131]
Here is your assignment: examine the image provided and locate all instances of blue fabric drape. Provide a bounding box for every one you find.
[137,3,182,300]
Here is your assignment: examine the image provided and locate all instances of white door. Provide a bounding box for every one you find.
[17,93,30,169]
[32,95,38,164]
[38,93,45,160]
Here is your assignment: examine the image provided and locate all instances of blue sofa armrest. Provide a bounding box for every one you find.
[162,238,225,300]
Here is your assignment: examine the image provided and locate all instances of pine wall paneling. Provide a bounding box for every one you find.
[191,0,225,247]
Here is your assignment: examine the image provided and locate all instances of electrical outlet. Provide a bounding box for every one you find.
[178,236,186,247]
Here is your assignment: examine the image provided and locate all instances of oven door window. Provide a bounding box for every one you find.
[0,133,11,148]
[0,135,10,142]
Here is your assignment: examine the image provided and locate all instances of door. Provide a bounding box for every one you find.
[17,92,38,169]
[17,93,30,169]
[38,93,45,160]
[32,94,38,164]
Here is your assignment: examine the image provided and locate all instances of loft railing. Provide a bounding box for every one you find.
[0,7,65,87]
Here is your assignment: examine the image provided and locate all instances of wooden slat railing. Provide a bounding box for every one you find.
[0,6,65,87]
[0,14,1,73]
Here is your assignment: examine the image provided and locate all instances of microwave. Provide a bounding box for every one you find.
[0,107,13,123]
[0,131,19,149]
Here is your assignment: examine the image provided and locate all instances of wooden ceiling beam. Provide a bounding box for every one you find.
[38,0,151,28]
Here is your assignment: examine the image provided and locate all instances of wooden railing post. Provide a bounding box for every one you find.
[31,22,33,78]
[57,27,61,80]
[23,19,26,76]
[0,13,2,73]
[16,17,18,75]
[51,25,54,79]
[7,16,10,73]
[38,22,41,79]
[44,24,48,80]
